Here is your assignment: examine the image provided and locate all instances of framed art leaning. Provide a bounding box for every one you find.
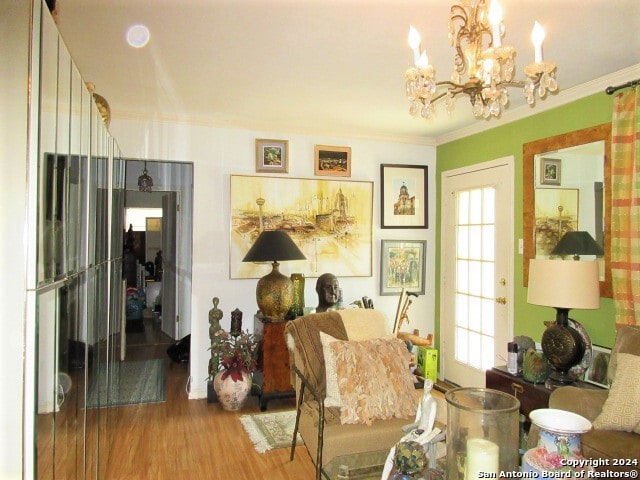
[583,345,611,388]
[380,164,428,228]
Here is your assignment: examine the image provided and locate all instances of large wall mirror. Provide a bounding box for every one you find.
[523,123,612,297]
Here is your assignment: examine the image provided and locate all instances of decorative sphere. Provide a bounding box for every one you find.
[394,441,427,475]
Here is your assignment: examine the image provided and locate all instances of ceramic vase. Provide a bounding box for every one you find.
[523,408,593,476]
[213,371,252,411]
[290,273,305,317]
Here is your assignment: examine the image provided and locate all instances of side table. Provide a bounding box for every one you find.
[486,366,600,419]
[486,366,551,419]
[253,314,295,411]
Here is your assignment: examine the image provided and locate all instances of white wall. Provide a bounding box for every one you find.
[110,118,437,398]
[0,2,31,477]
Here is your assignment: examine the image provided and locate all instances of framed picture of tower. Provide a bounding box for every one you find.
[380,164,428,228]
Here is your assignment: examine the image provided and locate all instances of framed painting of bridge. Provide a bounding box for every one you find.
[230,175,373,279]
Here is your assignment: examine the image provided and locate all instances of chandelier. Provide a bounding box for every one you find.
[405,0,558,120]
[137,161,153,192]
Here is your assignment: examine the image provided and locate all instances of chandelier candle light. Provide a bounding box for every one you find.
[405,0,558,119]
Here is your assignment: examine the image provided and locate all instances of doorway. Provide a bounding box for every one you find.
[440,158,514,387]
[122,160,193,363]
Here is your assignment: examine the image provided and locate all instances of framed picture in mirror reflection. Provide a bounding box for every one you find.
[540,157,561,185]
[534,188,579,257]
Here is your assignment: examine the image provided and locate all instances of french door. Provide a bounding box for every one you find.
[441,158,514,387]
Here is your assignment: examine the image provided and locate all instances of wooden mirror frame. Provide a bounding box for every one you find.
[523,122,612,297]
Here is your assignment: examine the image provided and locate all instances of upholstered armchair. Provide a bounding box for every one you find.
[284,309,446,480]
[530,325,640,474]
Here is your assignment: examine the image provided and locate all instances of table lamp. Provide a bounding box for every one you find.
[551,231,604,260]
[242,230,306,320]
[527,259,600,385]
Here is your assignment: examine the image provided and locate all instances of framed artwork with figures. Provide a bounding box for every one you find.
[380,239,426,295]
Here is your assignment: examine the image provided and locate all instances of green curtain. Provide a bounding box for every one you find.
[611,85,640,327]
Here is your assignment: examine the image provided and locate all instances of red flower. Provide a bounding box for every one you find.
[209,329,258,382]
[220,350,255,382]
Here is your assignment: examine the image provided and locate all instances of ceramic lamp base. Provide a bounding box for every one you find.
[256,261,293,320]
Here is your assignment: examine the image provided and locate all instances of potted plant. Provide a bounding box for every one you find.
[209,328,258,411]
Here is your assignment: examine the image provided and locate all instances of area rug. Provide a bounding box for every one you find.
[86,359,166,408]
[240,410,303,453]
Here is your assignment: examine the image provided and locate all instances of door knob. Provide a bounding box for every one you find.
[495,296,507,304]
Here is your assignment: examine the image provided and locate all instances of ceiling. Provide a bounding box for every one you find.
[54,0,640,145]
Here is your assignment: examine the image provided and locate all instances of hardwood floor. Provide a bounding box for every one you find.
[105,317,316,479]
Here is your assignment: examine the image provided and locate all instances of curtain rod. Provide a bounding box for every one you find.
[605,78,640,95]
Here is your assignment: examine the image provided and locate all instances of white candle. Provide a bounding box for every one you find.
[466,438,499,480]
[408,26,422,66]
[416,51,429,69]
[531,21,545,63]
[488,0,503,48]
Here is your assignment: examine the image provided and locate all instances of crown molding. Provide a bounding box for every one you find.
[436,64,640,146]
[111,110,438,147]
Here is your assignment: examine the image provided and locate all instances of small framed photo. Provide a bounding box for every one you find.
[540,157,561,185]
[380,239,426,295]
[314,145,351,177]
[584,345,611,388]
[256,139,289,173]
[380,164,428,228]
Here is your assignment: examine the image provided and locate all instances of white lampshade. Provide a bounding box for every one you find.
[527,259,600,310]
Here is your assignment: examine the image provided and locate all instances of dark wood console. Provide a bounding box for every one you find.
[253,314,295,411]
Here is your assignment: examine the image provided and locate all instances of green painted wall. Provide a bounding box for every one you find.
[435,92,617,349]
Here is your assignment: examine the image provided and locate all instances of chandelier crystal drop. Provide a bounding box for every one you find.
[405,0,558,120]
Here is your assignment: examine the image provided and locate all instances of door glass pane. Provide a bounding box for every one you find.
[456,327,468,364]
[458,191,469,224]
[482,225,494,261]
[456,260,468,294]
[468,261,481,296]
[457,226,469,259]
[482,262,494,298]
[481,299,495,336]
[469,225,482,260]
[468,297,481,332]
[455,294,469,328]
[454,187,497,370]
[482,335,495,370]
[483,187,495,223]
[469,331,482,369]
[469,190,482,224]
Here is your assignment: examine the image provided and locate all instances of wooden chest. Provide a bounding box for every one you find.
[253,314,295,411]
[485,366,552,418]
